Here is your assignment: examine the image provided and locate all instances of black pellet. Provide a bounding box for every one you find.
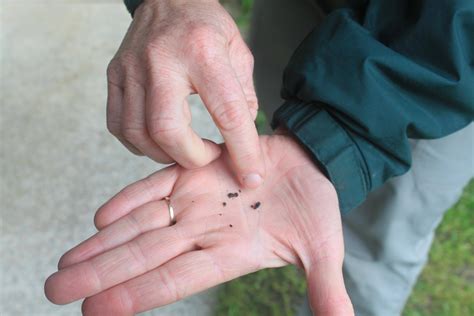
[251,202,261,210]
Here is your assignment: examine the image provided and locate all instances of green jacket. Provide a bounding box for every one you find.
[124,0,474,213]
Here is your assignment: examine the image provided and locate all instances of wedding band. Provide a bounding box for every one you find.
[165,197,176,225]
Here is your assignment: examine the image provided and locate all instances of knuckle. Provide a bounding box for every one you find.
[213,101,247,132]
[126,211,143,235]
[106,60,121,82]
[185,26,223,61]
[158,267,182,301]
[142,35,176,65]
[117,50,138,69]
[148,117,183,145]
[143,42,160,63]
[126,240,148,273]
[122,126,146,143]
[140,176,156,201]
[187,24,215,41]
[247,97,259,111]
[190,42,215,63]
[106,120,121,137]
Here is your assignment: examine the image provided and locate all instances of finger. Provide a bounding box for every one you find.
[58,200,171,270]
[121,79,174,164]
[145,80,221,169]
[81,248,245,315]
[192,54,265,188]
[94,165,179,230]
[228,36,259,121]
[106,64,142,155]
[45,225,195,305]
[306,258,354,315]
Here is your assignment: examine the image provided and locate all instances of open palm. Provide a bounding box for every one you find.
[45,135,353,315]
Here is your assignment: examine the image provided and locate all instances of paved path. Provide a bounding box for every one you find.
[1,1,221,315]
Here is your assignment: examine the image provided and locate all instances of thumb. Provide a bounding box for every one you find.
[305,258,354,316]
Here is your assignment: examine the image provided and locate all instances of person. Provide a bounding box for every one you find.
[44,0,474,315]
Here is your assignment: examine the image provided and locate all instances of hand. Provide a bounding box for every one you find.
[107,0,264,188]
[45,135,353,315]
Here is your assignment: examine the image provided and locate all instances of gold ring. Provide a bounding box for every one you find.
[164,197,176,225]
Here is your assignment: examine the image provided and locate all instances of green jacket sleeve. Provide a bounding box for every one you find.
[124,0,144,16]
[272,0,474,213]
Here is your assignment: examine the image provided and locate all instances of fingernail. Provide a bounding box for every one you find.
[242,173,263,188]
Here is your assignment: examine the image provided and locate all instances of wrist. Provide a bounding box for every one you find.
[272,132,333,188]
[265,135,341,269]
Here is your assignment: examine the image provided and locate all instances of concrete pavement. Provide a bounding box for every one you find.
[1,1,221,315]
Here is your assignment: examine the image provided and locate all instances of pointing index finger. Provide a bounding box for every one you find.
[193,56,265,188]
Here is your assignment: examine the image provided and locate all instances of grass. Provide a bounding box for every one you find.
[403,180,474,315]
[215,266,307,316]
[215,2,474,314]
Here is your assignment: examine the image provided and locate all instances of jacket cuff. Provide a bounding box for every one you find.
[272,100,368,214]
[124,0,144,17]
